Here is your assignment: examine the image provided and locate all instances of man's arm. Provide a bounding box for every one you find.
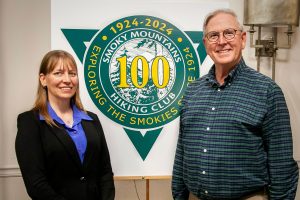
[262,84,299,200]
[172,116,189,200]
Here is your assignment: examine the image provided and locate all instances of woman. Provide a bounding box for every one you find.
[15,50,115,200]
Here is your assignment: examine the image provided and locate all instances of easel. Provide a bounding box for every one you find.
[114,175,172,200]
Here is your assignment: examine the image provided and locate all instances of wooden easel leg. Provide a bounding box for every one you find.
[146,179,150,200]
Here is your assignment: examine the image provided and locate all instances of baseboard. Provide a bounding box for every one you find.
[0,165,21,177]
[1,160,300,178]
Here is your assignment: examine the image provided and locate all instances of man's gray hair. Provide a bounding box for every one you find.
[202,9,243,38]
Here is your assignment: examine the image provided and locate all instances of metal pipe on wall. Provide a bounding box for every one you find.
[243,0,299,80]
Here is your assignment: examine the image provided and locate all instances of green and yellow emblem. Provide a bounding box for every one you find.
[62,15,205,160]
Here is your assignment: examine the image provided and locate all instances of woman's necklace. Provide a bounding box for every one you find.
[58,110,73,127]
[64,117,73,127]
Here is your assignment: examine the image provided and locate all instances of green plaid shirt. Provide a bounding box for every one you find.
[172,58,298,200]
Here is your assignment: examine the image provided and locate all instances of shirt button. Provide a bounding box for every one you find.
[202,171,206,174]
[80,176,86,181]
[203,149,207,152]
[212,107,215,110]
[206,127,210,131]
[205,190,208,194]
[217,88,221,92]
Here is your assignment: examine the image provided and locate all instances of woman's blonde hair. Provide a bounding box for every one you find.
[33,50,85,126]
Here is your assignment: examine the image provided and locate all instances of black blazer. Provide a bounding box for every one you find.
[15,110,115,200]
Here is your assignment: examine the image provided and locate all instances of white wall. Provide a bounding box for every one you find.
[0,0,299,199]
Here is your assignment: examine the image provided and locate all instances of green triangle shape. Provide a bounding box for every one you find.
[185,31,207,65]
[124,128,163,161]
[61,29,98,63]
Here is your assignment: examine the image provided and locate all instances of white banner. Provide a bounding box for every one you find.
[51,0,228,176]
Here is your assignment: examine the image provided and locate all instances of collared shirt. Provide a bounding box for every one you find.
[172,58,299,200]
[40,103,92,163]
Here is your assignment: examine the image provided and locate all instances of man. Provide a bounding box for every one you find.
[172,9,298,200]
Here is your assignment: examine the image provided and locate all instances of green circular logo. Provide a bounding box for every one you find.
[84,15,199,129]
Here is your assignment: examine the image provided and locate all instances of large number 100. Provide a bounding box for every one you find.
[117,56,170,89]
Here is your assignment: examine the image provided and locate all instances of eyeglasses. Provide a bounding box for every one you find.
[205,28,242,43]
